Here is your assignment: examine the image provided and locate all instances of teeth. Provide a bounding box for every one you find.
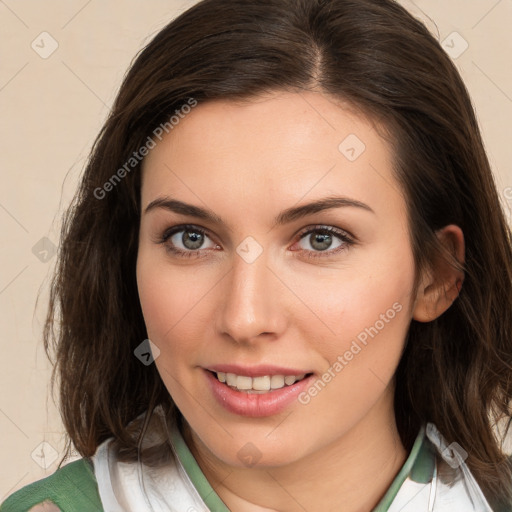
[284,375,296,385]
[270,375,284,389]
[215,372,307,392]
[236,376,252,390]
[253,376,270,391]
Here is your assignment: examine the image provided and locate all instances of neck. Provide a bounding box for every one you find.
[182,386,408,512]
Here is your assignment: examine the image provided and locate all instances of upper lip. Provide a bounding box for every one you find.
[204,364,313,378]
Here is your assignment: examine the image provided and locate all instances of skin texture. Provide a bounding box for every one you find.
[136,90,464,511]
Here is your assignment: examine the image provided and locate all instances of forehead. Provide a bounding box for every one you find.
[140,91,404,224]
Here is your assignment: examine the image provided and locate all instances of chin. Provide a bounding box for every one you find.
[197,426,308,469]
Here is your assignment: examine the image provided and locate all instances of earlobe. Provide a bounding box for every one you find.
[412,225,465,323]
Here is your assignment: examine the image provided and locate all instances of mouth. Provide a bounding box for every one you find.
[203,368,316,417]
[206,370,314,394]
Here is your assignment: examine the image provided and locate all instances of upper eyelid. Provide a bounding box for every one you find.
[161,224,215,241]
[297,225,354,240]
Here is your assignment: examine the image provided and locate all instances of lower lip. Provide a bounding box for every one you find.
[204,369,315,417]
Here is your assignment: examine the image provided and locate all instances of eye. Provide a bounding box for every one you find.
[292,225,354,259]
[157,224,219,258]
[156,224,354,260]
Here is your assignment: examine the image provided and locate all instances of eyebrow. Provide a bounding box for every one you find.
[144,195,374,227]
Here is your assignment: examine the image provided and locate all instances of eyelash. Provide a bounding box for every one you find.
[156,224,355,260]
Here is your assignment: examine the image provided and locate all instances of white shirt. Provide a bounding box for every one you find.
[91,406,495,511]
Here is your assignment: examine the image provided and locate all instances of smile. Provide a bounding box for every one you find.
[212,371,310,393]
[203,369,316,417]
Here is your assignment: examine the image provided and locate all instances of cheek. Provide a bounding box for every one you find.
[284,244,415,358]
[136,248,211,344]
[136,251,209,405]
[292,245,415,426]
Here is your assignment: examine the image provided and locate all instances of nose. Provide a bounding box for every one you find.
[215,249,287,345]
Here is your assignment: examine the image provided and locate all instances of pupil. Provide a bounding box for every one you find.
[311,233,332,251]
[183,230,203,249]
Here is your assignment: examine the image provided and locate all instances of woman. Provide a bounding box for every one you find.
[2,0,512,510]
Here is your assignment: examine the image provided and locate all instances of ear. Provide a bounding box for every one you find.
[412,224,465,323]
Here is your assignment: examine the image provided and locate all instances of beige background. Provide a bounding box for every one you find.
[1,0,511,501]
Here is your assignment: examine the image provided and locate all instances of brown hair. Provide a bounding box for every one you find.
[45,0,512,506]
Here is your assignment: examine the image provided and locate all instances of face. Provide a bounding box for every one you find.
[136,90,417,468]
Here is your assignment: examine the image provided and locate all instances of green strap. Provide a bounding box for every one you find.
[0,459,103,512]
[171,425,231,511]
[372,425,432,511]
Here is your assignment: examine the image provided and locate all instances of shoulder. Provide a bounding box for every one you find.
[0,458,103,512]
